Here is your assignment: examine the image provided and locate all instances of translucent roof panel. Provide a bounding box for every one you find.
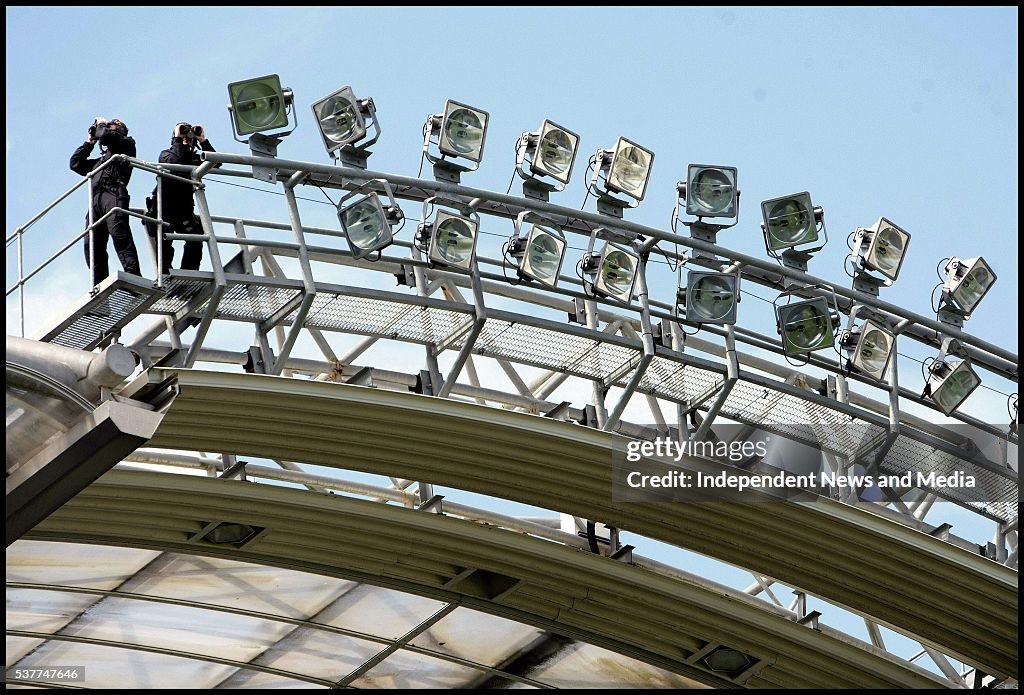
[116,553,355,620]
[525,642,710,689]
[6,541,160,588]
[12,641,239,689]
[408,607,543,666]
[350,648,484,689]
[249,627,383,682]
[313,583,448,640]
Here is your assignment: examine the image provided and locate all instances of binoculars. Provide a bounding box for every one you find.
[174,123,204,139]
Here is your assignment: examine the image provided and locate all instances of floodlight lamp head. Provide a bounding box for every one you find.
[591,137,655,212]
[508,212,567,288]
[227,74,295,141]
[924,355,981,416]
[337,188,403,260]
[311,86,380,164]
[417,208,479,271]
[681,165,739,220]
[423,99,489,181]
[840,319,895,382]
[776,297,839,356]
[516,120,580,197]
[760,192,826,270]
[684,271,740,325]
[940,256,996,318]
[582,243,640,304]
[854,217,911,283]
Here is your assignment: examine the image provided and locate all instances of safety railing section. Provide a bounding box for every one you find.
[7,151,1019,548]
[6,155,208,338]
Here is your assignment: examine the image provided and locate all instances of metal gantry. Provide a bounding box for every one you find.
[5,150,1019,688]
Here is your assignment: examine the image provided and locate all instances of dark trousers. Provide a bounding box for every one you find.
[83,188,142,287]
[147,209,204,275]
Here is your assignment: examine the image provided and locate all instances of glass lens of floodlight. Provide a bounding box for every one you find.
[953,265,993,313]
[230,77,286,135]
[691,276,735,321]
[599,250,637,300]
[524,228,564,283]
[933,363,980,414]
[783,305,830,351]
[692,169,734,214]
[765,197,815,249]
[318,96,362,145]
[537,128,576,180]
[609,145,651,198]
[856,328,892,376]
[342,198,388,251]
[443,108,485,158]
[868,225,905,277]
[435,216,476,266]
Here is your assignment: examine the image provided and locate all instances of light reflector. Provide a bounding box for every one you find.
[228,74,288,136]
[761,192,819,251]
[606,137,654,201]
[944,256,996,315]
[777,298,835,354]
[927,358,981,416]
[338,193,393,258]
[439,100,488,162]
[532,120,579,184]
[519,224,566,287]
[849,320,895,381]
[686,165,738,218]
[312,86,366,152]
[685,271,739,325]
[593,244,639,302]
[861,217,910,280]
[429,210,478,270]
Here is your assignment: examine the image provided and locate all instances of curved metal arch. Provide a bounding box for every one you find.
[134,368,1017,679]
[27,469,951,689]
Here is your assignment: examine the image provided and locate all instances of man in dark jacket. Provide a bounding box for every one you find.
[70,117,142,287]
[146,122,218,274]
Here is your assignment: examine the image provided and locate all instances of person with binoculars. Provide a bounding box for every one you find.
[145,122,219,274]
[70,117,142,287]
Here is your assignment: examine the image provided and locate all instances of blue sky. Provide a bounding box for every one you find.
[6,7,1017,398]
[5,6,1019,671]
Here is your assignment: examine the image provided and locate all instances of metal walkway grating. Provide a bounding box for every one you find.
[36,273,164,351]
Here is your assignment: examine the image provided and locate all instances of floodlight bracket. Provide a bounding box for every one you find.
[335,145,373,170]
[852,269,886,297]
[592,225,637,246]
[522,178,557,202]
[937,302,966,328]
[247,133,282,183]
[431,160,471,185]
[596,194,630,218]
[780,248,815,272]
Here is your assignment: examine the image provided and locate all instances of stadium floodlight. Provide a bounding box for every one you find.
[227,74,294,139]
[422,99,489,183]
[683,165,739,219]
[582,243,640,303]
[311,86,380,167]
[590,137,655,216]
[760,192,826,271]
[939,256,996,323]
[515,119,580,200]
[684,271,739,325]
[507,211,567,288]
[416,207,479,271]
[336,181,404,260]
[923,339,981,416]
[673,164,740,256]
[840,319,895,381]
[776,297,839,356]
